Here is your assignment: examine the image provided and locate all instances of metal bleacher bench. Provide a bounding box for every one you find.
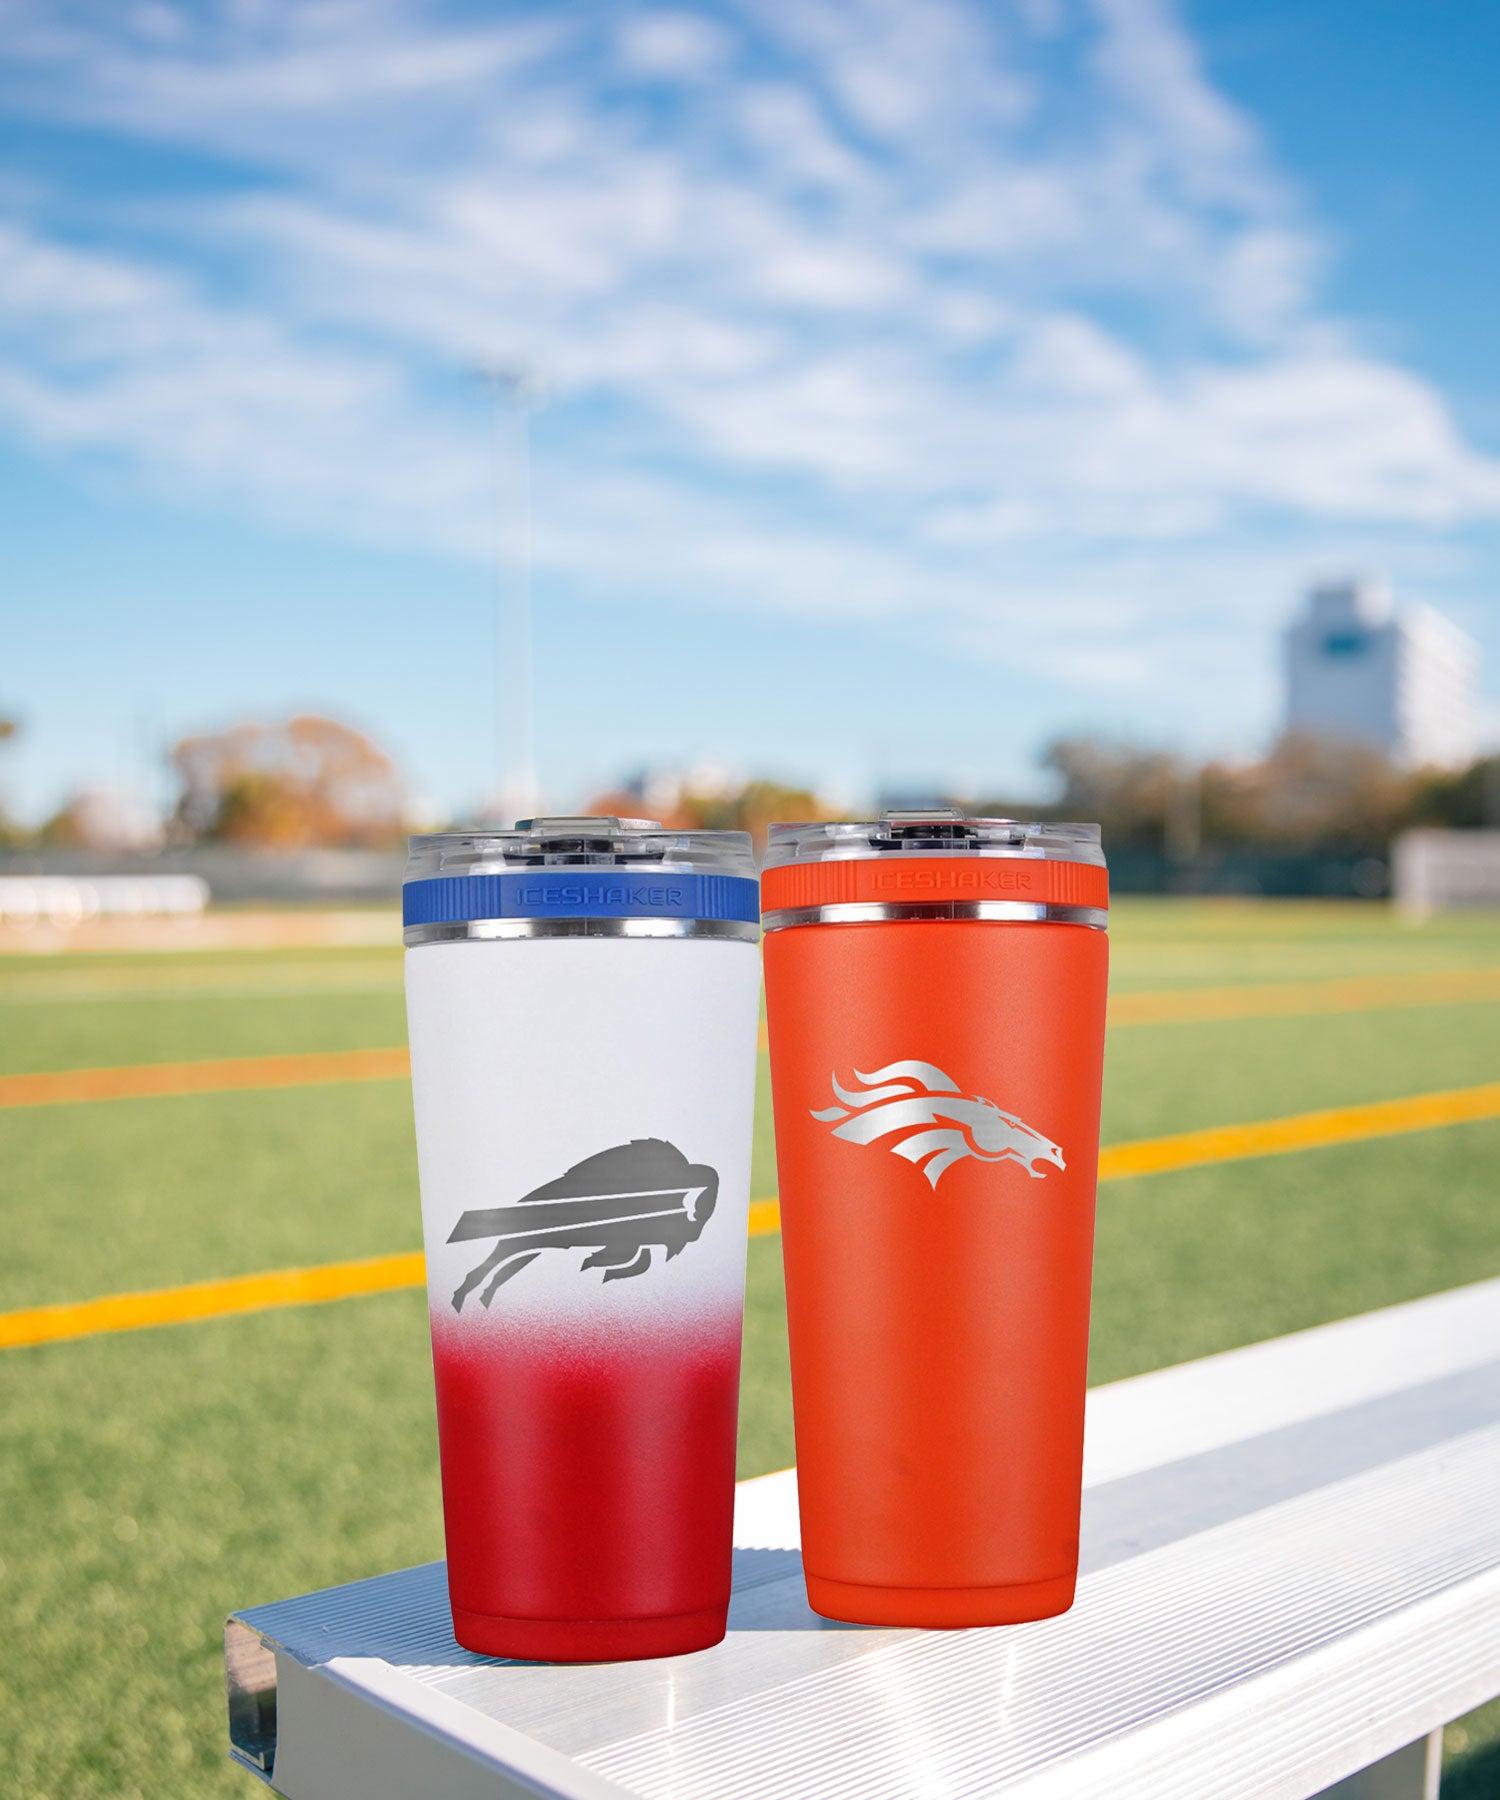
[224,1276,1500,1800]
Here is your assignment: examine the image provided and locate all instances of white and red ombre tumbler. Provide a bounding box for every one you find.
[403,819,761,1663]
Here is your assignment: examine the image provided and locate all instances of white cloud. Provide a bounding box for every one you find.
[617,10,734,80]
[0,0,1496,745]
[12,1,560,116]
[733,83,870,191]
[0,222,491,551]
[1089,0,1271,203]
[755,0,1034,141]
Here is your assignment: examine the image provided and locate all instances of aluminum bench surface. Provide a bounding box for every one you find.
[226,1277,1500,1800]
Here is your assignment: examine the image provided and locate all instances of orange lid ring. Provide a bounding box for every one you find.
[760,855,1108,916]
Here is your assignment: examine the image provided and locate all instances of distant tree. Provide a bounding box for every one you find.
[1036,732,1429,851]
[0,712,24,845]
[580,787,699,831]
[1040,738,1187,850]
[1409,755,1500,830]
[685,779,826,850]
[34,789,159,851]
[1203,736,1418,849]
[171,716,405,850]
[580,776,830,855]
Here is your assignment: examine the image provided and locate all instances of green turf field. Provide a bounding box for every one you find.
[2,900,1499,1798]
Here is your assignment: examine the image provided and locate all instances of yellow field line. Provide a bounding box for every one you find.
[747,1198,782,1236]
[6,1077,1500,1353]
[0,1252,427,1352]
[1096,1079,1500,1180]
[1107,967,1500,1027]
[6,968,1497,1112]
[0,1047,412,1109]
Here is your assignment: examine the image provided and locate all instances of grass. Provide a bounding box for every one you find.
[1090,1119,1500,1382]
[1,899,1498,1797]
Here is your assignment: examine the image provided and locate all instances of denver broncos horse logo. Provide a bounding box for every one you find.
[812,1060,1064,1190]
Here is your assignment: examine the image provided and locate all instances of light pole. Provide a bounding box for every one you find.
[477,360,546,826]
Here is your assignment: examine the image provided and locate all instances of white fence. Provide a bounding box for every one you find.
[0,847,403,904]
[1391,829,1500,915]
[0,875,210,928]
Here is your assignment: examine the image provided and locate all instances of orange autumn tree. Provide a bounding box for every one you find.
[171,715,405,849]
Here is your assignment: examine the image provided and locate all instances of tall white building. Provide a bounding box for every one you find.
[1284,579,1479,769]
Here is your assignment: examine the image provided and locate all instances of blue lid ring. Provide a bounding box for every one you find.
[403,870,760,930]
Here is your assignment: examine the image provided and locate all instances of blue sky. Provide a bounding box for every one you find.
[2,0,1498,823]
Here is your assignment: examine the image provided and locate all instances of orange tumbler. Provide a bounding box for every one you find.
[762,810,1109,1628]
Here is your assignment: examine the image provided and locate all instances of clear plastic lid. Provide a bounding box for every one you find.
[765,808,1103,867]
[405,817,756,881]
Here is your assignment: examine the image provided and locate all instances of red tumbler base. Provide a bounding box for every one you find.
[451,1603,728,1664]
[805,1570,1076,1628]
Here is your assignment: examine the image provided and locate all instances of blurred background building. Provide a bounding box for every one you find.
[1285,579,1478,770]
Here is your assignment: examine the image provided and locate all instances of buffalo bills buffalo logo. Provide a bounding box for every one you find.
[812,1060,1064,1189]
[447,1138,718,1311]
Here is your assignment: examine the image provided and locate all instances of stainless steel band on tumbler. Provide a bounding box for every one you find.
[762,901,1108,932]
[409,917,758,943]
